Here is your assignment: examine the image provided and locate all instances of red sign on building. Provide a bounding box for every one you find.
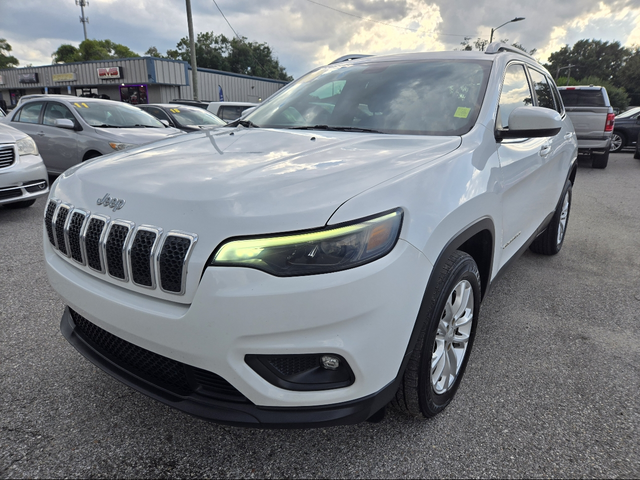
[97,67,123,79]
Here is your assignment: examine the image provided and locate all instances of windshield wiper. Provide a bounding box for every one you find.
[288,125,385,133]
[227,119,260,128]
[93,124,123,128]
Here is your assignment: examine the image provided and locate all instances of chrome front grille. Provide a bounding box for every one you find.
[0,145,15,169]
[45,199,197,296]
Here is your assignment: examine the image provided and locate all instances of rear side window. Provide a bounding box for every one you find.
[219,106,246,121]
[559,89,605,107]
[15,102,44,124]
[498,64,533,128]
[528,69,555,110]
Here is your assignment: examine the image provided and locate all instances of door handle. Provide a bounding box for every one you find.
[540,144,551,156]
[564,132,573,139]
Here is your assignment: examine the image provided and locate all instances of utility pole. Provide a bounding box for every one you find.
[76,0,89,41]
[185,0,199,101]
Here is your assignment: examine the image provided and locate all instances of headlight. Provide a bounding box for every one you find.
[16,136,39,156]
[211,209,403,276]
[109,142,135,151]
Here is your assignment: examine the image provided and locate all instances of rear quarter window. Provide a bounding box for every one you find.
[559,90,605,107]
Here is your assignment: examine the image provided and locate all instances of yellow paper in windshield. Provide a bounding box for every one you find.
[454,107,471,118]
[170,108,180,113]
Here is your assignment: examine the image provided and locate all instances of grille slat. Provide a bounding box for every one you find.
[130,229,158,287]
[105,224,131,280]
[69,309,247,402]
[85,218,106,271]
[159,235,193,293]
[68,211,87,264]
[45,199,196,296]
[45,201,57,246]
[0,146,15,169]
[55,206,70,255]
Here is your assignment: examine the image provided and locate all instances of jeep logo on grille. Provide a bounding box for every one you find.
[97,193,126,212]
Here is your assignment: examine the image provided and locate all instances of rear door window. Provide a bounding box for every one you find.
[528,69,556,110]
[15,102,44,124]
[558,89,605,107]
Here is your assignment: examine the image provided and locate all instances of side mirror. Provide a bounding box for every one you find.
[159,119,171,128]
[54,118,76,130]
[496,106,562,140]
[240,107,256,118]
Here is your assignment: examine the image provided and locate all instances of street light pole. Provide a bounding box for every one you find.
[185,0,199,101]
[76,0,89,41]
[489,17,525,43]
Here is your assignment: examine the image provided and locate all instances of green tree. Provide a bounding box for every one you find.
[0,38,19,68]
[616,46,640,105]
[458,37,535,55]
[145,46,164,58]
[162,32,292,81]
[52,39,139,63]
[545,39,629,82]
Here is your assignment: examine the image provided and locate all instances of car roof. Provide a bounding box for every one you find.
[207,101,258,107]
[557,86,605,90]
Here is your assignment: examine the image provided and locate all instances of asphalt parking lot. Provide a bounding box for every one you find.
[1,152,639,478]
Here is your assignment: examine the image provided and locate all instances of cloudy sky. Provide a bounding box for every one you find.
[2,0,640,78]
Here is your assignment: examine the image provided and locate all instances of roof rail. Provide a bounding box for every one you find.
[485,42,537,61]
[329,54,372,64]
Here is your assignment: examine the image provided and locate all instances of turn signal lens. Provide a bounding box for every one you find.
[211,209,403,276]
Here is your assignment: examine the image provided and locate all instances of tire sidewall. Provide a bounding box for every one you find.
[550,181,572,253]
[419,256,481,416]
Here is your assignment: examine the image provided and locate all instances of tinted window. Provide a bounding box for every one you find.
[550,82,564,115]
[16,102,44,124]
[219,106,247,121]
[43,102,76,126]
[170,106,226,126]
[246,60,492,136]
[141,106,171,122]
[529,69,555,110]
[558,89,605,107]
[498,64,533,128]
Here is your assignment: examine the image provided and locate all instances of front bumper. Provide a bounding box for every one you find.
[0,153,49,205]
[48,237,432,426]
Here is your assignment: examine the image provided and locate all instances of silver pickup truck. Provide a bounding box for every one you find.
[558,86,615,169]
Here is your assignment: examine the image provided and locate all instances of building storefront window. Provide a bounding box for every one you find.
[120,85,148,105]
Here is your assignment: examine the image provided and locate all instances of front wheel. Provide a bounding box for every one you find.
[392,251,480,418]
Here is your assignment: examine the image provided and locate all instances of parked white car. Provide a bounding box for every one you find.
[44,44,577,427]
[206,101,258,122]
[0,123,49,209]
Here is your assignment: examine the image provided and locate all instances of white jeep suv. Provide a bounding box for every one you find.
[44,44,577,427]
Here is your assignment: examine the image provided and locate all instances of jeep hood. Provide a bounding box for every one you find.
[52,128,460,236]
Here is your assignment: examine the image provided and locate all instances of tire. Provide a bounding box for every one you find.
[82,151,102,162]
[529,180,572,255]
[392,251,480,418]
[592,150,609,169]
[609,132,625,153]
[3,199,36,209]
[635,142,640,160]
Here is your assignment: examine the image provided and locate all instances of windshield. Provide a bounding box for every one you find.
[245,59,492,136]
[616,106,640,119]
[72,100,165,128]
[170,106,226,126]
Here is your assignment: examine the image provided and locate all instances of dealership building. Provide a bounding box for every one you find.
[0,57,289,109]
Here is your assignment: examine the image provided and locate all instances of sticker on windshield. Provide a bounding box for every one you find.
[170,108,181,113]
[454,107,471,119]
[73,102,89,108]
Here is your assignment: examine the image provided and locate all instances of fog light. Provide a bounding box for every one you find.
[245,353,354,391]
[321,355,340,370]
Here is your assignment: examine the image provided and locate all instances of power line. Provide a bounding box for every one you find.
[212,0,241,39]
[305,0,471,37]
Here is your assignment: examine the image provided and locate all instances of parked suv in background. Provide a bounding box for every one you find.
[44,44,577,427]
[609,106,640,153]
[557,86,615,168]
[2,95,183,175]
